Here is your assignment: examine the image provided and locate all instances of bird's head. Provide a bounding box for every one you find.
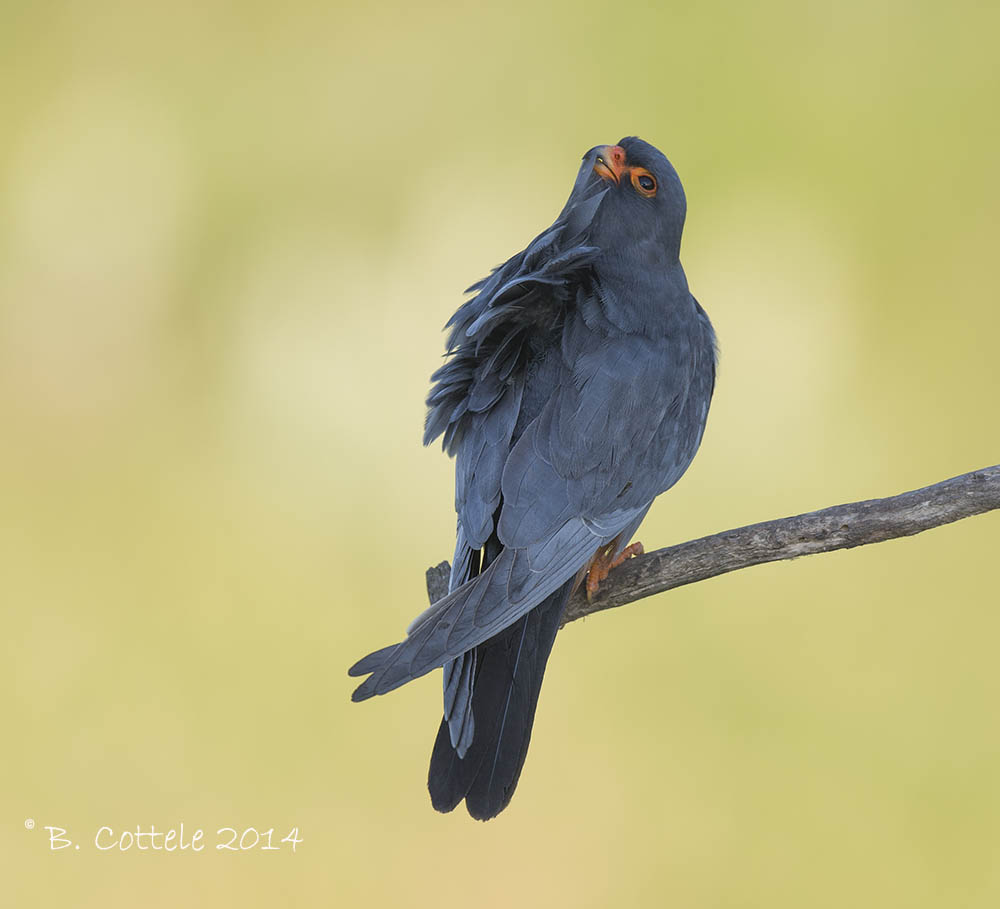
[561,136,687,264]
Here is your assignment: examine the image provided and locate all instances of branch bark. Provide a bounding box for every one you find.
[425,464,1000,625]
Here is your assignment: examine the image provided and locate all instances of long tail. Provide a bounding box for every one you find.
[427,579,573,820]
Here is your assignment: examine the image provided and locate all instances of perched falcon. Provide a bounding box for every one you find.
[350,137,717,820]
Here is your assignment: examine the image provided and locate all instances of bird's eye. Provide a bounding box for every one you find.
[631,169,657,197]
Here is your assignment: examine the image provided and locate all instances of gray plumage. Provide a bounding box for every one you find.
[349,136,717,819]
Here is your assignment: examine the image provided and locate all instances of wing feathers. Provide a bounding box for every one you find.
[347,511,643,703]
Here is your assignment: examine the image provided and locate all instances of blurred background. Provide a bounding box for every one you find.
[3,0,999,905]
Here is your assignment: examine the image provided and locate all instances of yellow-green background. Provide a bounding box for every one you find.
[4,1,999,905]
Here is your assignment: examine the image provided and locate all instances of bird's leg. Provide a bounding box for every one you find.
[585,541,645,601]
[585,543,615,600]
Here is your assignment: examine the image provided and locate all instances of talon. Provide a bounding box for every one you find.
[585,539,644,601]
[608,541,644,571]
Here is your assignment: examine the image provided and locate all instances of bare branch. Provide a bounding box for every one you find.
[425,465,1000,625]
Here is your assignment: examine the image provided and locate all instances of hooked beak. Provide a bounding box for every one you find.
[593,144,626,185]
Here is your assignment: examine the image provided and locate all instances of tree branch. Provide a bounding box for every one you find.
[425,465,1000,625]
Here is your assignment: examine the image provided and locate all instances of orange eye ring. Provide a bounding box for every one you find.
[630,168,657,198]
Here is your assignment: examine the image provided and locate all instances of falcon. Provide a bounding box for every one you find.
[350,137,717,820]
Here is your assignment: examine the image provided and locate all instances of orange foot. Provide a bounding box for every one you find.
[586,541,644,601]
